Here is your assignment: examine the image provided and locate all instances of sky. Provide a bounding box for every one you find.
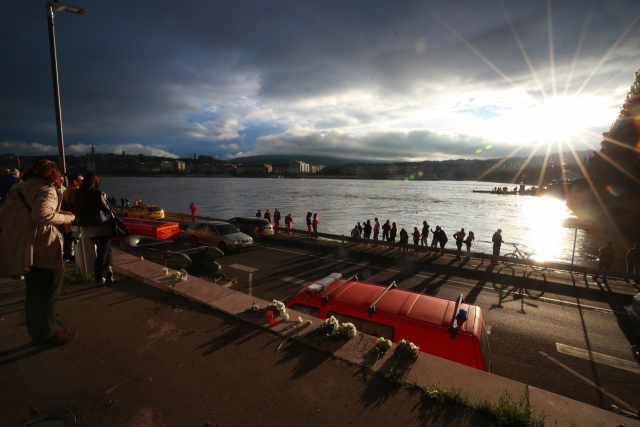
[1,0,639,162]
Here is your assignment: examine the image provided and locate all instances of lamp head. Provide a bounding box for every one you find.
[46,1,87,15]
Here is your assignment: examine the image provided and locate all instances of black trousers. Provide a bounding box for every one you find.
[312,225,318,237]
[63,230,74,260]
[24,266,65,342]
[493,244,501,257]
[89,236,113,279]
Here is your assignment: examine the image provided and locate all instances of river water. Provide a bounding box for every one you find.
[101,177,618,268]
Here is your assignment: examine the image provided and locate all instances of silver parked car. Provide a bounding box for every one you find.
[186,221,253,253]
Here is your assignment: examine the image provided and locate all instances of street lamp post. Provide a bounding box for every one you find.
[45,1,86,174]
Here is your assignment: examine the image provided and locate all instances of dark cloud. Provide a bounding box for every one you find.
[250,127,523,161]
[1,0,638,160]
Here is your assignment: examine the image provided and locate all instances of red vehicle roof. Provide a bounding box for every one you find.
[299,278,476,334]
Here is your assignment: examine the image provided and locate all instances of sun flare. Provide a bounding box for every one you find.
[488,94,613,145]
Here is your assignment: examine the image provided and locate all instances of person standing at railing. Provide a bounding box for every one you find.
[285,213,293,234]
[265,209,272,223]
[364,220,372,242]
[437,227,448,249]
[382,220,390,242]
[190,203,197,222]
[306,212,312,232]
[421,221,429,246]
[373,218,380,247]
[399,228,409,252]
[389,222,398,242]
[412,227,420,250]
[453,228,466,260]
[430,226,440,248]
[627,243,640,281]
[256,209,262,218]
[274,209,281,232]
[491,229,503,263]
[351,224,360,245]
[464,231,475,259]
[312,213,319,237]
[357,222,362,237]
[594,241,616,280]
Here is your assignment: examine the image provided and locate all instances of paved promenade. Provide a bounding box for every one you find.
[0,275,490,427]
[3,232,639,426]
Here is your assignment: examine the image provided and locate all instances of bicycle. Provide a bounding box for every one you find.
[501,243,547,272]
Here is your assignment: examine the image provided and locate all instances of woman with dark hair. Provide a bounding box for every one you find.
[0,159,77,346]
[68,172,114,286]
[306,212,312,232]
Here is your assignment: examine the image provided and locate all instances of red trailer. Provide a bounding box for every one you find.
[117,218,180,241]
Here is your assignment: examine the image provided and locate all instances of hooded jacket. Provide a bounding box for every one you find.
[0,179,73,274]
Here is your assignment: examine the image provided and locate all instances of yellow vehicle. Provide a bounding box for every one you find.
[123,205,165,220]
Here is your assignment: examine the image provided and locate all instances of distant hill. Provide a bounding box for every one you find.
[226,154,382,166]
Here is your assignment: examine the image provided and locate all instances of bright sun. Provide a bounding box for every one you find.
[489,94,613,145]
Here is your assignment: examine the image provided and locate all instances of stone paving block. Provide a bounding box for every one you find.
[177,281,236,305]
[528,386,640,427]
[208,292,266,316]
[145,275,175,290]
[172,279,236,304]
[331,334,387,367]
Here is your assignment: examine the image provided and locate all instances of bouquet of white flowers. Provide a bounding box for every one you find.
[305,316,357,342]
[243,300,287,316]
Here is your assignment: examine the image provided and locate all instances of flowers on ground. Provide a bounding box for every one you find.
[171,272,186,282]
[305,316,357,341]
[270,300,286,315]
[385,339,420,383]
[243,300,287,316]
[371,337,393,358]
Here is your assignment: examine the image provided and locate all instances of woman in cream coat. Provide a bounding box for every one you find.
[0,160,77,346]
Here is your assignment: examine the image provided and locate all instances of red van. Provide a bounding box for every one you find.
[284,273,491,372]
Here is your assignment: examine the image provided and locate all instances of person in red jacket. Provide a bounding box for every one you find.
[285,213,293,234]
[190,203,197,221]
[273,208,281,232]
[312,213,319,237]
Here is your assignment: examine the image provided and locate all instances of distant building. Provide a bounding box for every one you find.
[289,161,309,174]
[160,161,175,172]
[271,163,289,175]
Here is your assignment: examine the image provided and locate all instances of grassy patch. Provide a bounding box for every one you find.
[64,270,95,286]
[422,384,550,427]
